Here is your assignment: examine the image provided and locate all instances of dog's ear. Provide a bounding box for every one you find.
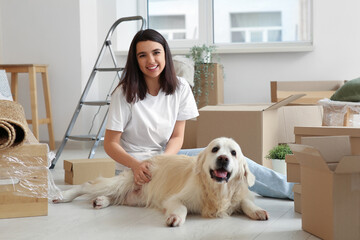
[195,148,207,174]
[242,157,255,187]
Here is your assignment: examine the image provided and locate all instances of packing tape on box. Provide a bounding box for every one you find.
[0,178,20,186]
[0,150,62,200]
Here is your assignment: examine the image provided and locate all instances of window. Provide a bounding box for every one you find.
[149,15,186,40]
[212,0,312,52]
[119,0,313,53]
[147,0,199,45]
[229,12,282,43]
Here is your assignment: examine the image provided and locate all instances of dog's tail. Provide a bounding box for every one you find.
[84,170,135,205]
[54,170,135,204]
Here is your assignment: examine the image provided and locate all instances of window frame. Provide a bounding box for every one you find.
[138,0,313,54]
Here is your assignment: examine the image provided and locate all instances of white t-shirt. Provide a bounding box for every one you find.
[106,77,199,170]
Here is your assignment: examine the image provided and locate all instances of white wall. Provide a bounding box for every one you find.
[0,0,360,143]
[0,0,84,143]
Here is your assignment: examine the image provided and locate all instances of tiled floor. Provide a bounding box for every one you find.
[0,144,320,240]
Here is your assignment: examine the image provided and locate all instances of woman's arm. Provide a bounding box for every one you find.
[163,120,186,155]
[104,129,151,185]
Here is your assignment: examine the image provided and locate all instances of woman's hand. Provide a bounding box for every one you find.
[131,161,152,186]
[105,130,151,185]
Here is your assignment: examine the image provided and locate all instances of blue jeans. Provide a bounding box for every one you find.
[178,148,294,200]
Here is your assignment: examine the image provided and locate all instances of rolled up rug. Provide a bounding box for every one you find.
[0,100,28,150]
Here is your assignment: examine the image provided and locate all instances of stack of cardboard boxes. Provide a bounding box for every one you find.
[289,134,360,240]
[271,80,360,238]
[185,78,360,239]
[286,126,360,216]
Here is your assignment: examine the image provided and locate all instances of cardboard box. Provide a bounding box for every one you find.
[287,135,352,184]
[289,126,360,184]
[294,126,360,155]
[195,63,224,109]
[0,144,48,219]
[293,184,301,214]
[64,158,115,185]
[290,136,360,240]
[271,80,345,104]
[285,154,300,183]
[184,102,322,152]
[182,118,198,149]
[301,135,352,163]
[197,95,303,167]
[277,105,323,144]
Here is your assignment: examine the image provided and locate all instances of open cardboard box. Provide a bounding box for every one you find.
[290,136,360,240]
[287,126,360,183]
[64,158,115,185]
[294,126,360,155]
[185,94,322,151]
[184,104,322,150]
[197,94,305,167]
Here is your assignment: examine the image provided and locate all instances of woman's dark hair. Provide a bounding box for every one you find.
[116,29,178,103]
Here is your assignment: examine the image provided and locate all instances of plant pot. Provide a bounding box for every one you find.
[271,159,287,175]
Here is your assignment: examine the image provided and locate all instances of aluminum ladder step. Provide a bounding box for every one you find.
[67,135,104,141]
[81,100,111,106]
[95,67,124,72]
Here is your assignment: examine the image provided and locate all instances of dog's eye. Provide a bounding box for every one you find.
[231,150,236,156]
[212,147,219,153]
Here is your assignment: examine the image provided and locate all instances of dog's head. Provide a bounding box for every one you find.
[196,137,255,187]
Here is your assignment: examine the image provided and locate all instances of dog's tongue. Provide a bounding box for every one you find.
[214,170,227,178]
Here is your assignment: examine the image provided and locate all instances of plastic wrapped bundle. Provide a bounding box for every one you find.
[318,98,360,127]
[0,144,62,218]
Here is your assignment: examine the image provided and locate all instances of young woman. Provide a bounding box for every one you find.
[104,29,199,186]
[104,29,294,199]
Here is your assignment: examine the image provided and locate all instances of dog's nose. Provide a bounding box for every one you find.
[216,155,229,168]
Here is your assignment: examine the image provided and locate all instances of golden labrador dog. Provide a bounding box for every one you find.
[53,137,269,227]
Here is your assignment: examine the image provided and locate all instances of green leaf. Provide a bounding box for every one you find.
[266,144,293,160]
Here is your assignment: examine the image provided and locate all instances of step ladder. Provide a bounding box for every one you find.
[50,16,145,169]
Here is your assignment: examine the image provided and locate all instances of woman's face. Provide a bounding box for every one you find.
[136,40,166,83]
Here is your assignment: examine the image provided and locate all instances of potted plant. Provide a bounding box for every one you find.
[266,144,293,175]
[187,44,223,108]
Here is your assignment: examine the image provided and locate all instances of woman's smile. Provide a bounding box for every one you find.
[147,65,158,70]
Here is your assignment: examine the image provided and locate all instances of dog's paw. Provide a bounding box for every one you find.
[52,198,61,204]
[52,196,71,203]
[166,214,183,227]
[93,196,110,209]
[254,209,269,220]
